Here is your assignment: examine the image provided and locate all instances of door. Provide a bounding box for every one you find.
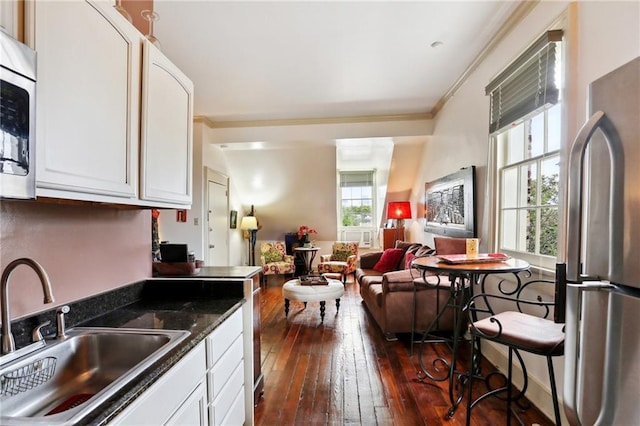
[206,169,229,266]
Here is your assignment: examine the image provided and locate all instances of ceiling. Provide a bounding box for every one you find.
[152,1,521,125]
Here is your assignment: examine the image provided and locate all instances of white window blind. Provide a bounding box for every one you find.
[486,30,563,133]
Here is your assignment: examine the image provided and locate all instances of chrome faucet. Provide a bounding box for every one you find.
[1,258,55,354]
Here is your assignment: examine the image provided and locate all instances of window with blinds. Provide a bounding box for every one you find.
[486,30,563,133]
[340,170,374,227]
[488,29,564,271]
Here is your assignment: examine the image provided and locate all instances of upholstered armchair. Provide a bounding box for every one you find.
[317,241,359,283]
[260,241,295,284]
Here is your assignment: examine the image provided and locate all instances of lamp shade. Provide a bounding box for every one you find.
[387,201,412,220]
[240,216,258,230]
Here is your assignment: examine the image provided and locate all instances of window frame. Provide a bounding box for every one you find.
[338,169,376,229]
[493,108,561,270]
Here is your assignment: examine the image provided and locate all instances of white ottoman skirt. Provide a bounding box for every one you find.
[282,278,345,322]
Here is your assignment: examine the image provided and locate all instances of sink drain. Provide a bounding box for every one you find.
[46,393,94,415]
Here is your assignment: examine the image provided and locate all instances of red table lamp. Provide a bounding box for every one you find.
[387,201,411,243]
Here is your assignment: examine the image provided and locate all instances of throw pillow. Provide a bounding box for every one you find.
[404,252,416,269]
[264,249,282,263]
[373,248,405,273]
[333,249,352,262]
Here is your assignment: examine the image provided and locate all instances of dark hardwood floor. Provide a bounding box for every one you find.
[254,275,555,426]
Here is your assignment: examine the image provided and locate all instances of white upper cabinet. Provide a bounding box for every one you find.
[30,0,140,199]
[140,40,193,205]
[0,1,21,40]
[26,0,193,207]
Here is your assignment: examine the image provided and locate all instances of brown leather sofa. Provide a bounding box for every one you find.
[356,241,457,340]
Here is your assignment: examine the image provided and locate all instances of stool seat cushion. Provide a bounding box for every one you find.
[472,311,565,354]
[283,279,344,302]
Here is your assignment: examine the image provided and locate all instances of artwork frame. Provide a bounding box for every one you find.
[230,210,238,229]
[424,166,476,238]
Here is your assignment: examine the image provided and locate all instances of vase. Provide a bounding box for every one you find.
[299,235,310,247]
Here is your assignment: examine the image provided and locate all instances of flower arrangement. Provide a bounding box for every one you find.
[297,225,317,244]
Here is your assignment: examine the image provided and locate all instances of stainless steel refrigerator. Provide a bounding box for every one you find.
[563,56,640,425]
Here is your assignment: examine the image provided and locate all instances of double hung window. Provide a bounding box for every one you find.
[488,30,563,270]
[339,170,374,227]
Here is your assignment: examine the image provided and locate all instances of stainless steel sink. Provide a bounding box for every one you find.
[0,327,190,425]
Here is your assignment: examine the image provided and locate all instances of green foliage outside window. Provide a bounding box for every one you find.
[342,205,372,227]
[526,173,559,256]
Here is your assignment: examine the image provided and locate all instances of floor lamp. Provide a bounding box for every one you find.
[240,216,258,266]
[387,201,412,243]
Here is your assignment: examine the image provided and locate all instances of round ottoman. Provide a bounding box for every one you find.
[282,278,345,322]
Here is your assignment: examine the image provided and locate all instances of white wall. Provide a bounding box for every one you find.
[159,122,246,265]
[408,0,639,421]
[157,122,205,259]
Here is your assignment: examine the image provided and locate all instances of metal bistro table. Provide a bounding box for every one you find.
[411,255,530,418]
[293,246,320,275]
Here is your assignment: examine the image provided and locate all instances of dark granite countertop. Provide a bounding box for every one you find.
[5,278,250,425]
[152,265,262,279]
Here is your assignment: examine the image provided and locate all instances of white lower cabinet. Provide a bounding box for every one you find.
[111,308,245,426]
[206,309,245,426]
[111,342,207,425]
[166,381,208,426]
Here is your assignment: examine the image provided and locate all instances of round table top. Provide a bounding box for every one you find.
[293,246,320,252]
[412,255,529,274]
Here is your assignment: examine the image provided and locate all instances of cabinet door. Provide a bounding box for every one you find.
[139,39,193,205]
[111,343,207,425]
[165,381,208,426]
[0,0,21,40]
[31,0,140,199]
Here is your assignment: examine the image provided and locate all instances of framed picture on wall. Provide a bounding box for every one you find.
[424,166,476,238]
[230,210,238,229]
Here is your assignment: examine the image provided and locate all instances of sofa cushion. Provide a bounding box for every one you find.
[359,273,384,288]
[359,252,383,270]
[382,269,420,292]
[373,248,405,273]
[404,252,416,269]
[365,283,384,308]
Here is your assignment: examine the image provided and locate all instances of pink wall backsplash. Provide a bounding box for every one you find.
[1,200,152,320]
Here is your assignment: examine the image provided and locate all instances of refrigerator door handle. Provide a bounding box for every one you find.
[564,282,615,426]
[566,111,625,284]
[567,112,604,283]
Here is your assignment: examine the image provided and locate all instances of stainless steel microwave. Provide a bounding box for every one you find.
[0,29,37,199]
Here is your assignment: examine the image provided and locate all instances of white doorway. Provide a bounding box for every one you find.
[206,168,229,266]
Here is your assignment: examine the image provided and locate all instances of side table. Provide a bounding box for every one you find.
[293,246,320,275]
